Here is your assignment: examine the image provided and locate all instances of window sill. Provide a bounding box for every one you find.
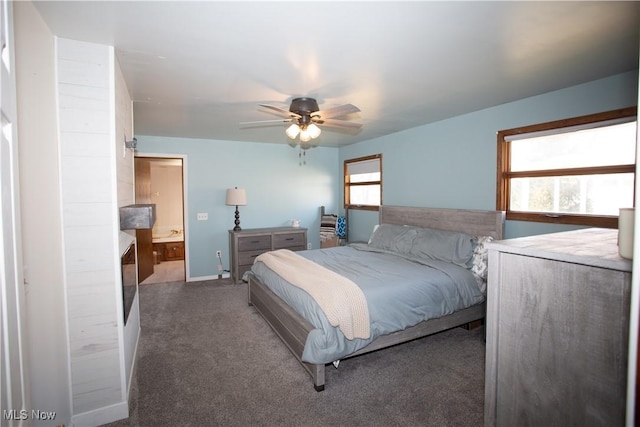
[506,211,617,228]
[345,205,380,212]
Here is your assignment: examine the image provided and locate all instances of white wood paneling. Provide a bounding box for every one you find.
[59,132,112,157]
[56,38,125,420]
[61,157,113,203]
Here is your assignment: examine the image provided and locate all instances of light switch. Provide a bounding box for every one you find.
[197,213,208,220]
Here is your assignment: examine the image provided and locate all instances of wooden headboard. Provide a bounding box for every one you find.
[379,205,505,240]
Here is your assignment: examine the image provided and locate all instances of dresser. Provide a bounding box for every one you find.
[484,228,631,427]
[229,227,308,284]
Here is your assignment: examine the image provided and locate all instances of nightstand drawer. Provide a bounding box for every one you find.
[238,235,271,251]
[274,233,305,249]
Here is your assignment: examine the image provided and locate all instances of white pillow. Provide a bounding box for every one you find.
[471,235,493,293]
[367,224,380,244]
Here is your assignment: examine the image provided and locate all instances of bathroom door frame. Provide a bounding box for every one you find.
[134,153,190,282]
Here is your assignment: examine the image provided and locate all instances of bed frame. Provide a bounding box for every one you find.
[248,205,505,391]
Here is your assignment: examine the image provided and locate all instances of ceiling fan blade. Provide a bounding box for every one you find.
[240,118,293,126]
[313,118,362,129]
[259,104,301,118]
[314,103,361,119]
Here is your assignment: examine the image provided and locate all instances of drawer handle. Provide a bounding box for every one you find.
[250,240,261,244]
[285,237,294,241]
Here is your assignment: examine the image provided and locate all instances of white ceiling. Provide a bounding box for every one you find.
[33,1,639,147]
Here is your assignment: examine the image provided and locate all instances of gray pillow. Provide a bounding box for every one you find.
[410,227,476,268]
[368,223,418,256]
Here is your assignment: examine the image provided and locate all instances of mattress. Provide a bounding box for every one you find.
[250,243,484,364]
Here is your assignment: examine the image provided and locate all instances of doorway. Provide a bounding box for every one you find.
[134,155,188,284]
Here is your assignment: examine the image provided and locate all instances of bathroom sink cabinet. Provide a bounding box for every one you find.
[153,241,185,262]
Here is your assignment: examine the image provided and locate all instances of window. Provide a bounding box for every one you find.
[345,154,382,211]
[497,107,637,228]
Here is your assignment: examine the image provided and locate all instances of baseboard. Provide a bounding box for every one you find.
[71,401,128,427]
[187,272,230,282]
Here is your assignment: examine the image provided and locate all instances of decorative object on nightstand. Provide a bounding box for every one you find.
[618,207,634,259]
[226,187,247,231]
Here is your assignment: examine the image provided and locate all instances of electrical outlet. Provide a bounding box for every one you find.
[197,212,208,221]
[307,243,312,250]
[216,250,222,258]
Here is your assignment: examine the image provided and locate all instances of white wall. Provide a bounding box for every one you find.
[14,2,71,423]
[15,4,137,423]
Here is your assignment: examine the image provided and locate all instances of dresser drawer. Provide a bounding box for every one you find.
[237,264,254,281]
[274,233,305,249]
[230,227,307,284]
[238,249,267,265]
[238,235,271,251]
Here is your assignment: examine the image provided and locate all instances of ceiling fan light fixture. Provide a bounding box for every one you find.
[246,97,361,148]
[285,123,300,139]
[299,128,312,142]
[307,123,321,139]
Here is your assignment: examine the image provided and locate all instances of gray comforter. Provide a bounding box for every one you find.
[250,243,484,364]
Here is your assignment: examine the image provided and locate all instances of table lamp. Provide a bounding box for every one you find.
[226,187,247,231]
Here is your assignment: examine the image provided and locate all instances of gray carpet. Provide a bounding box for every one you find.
[104,279,486,427]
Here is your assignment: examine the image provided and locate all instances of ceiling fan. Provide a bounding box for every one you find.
[241,97,362,148]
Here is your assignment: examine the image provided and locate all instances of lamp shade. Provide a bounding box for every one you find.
[307,123,321,139]
[285,123,301,139]
[226,188,247,206]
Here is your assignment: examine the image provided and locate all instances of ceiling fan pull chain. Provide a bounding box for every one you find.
[298,148,307,166]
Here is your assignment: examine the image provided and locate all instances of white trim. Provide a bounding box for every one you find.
[1,0,31,420]
[107,45,129,407]
[187,273,230,282]
[70,400,128,427]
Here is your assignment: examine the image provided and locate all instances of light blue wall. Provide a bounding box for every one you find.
[339,70,639,241]
[135,136,339,279]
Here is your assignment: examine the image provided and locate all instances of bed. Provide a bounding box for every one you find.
[248,205,504,391]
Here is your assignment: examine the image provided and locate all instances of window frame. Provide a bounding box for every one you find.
[496,106,637,228]
[344,154,383,211]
